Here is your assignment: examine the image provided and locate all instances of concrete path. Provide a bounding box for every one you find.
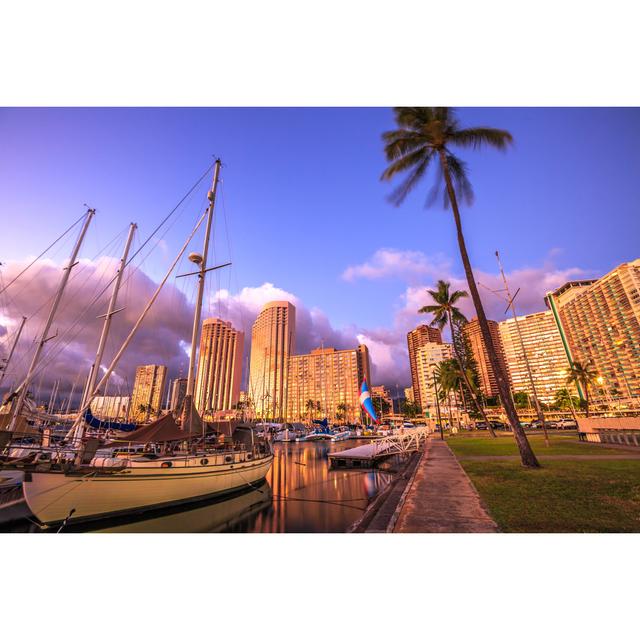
[393,438,498,533]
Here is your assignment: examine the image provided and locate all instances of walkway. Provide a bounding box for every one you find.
[393,438,498,533]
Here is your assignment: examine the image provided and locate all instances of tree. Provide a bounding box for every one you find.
[566,360,598,417]
[305,398,315,423]
[382,107,539,468]
[419,280,497,438]
[403,400,421,419]
[336,402,349,423]
[372,395,391,418]
[513,391,530,409]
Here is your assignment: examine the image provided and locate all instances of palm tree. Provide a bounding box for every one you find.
[382,107,539,468]
[566,360,598,417]
[419,280,496,438]
[336,402,349,423]
[305,398,315,423]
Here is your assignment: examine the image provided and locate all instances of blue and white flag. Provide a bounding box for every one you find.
[360,377,378,423]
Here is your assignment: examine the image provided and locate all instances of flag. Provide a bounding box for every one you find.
[359,377,378,423]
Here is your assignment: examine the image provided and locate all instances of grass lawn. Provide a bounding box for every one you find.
[447,434,640,532]
[447,432,628,457]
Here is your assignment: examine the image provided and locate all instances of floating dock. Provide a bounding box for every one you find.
[329,428,430,468]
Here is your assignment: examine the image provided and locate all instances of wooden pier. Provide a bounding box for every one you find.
[329,428,429,468]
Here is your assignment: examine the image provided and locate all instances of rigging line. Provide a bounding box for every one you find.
[13,224,130,332]
[0,211,86,297]
[121,161,216,272]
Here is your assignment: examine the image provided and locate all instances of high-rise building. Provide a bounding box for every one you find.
[169,378,188,413]
[415,342,454,414]
[546,259,640,407]
[131,364,167,421]
[407,325,442,408]
[287,344,371,423]
[90,395,130,420]
[194,318,244,416]
[462,318,510,398]
[404,387,415,404]
[249,301,296,420]
[498,310,571,405]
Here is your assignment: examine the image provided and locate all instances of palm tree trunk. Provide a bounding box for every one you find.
[439,150,540,468]
[447,309,496,438]
[585,384,590,418]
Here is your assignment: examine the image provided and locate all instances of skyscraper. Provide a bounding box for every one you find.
[407,325,442,408]
[287,343,371,423]
[415,342,454,414]
[462,318,510,398]
[249,301,296,420]
[131,364,167,421]
[498,310,571,405]
[194,318,244,416]
[546,259,640,408]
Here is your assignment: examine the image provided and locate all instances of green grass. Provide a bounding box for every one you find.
[447,432,627,457]
[446,434,640,532]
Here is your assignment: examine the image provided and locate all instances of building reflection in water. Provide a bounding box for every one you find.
[27,440,397,534]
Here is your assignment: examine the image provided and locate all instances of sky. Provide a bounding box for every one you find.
[1,107,639,399]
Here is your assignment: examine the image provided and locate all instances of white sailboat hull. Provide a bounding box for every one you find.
[21,453,273,526]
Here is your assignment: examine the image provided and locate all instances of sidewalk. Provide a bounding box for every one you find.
[393,437,499,533]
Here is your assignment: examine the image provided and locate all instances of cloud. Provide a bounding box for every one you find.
[0,256,194,403]
[342,248,589,390]
[342,248,451,283]
[0,248,588,405]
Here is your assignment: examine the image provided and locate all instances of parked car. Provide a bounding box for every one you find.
[557,418,578,429]
[531,419,558,429]
[475,420,508,430]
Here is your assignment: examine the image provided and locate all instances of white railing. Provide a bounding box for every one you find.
[370,427,429,458]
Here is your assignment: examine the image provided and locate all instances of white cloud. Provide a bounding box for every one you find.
[342,248,451,283]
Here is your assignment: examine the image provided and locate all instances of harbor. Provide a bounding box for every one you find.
[1,438,410,533]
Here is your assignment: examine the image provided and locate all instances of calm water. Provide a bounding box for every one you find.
[7,440,399,533]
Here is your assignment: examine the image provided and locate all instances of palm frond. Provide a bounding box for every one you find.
[384,152,435,206]
[450,126,513,151]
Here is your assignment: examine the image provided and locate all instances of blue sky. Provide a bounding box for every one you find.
[1,107,639,388]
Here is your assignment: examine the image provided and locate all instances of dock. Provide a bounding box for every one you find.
[329,428,429,468]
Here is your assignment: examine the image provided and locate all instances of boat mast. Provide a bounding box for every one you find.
[68,208,208,437]
[182,159,222,431]
[8,208,95,432]
[81,222,137,409]
[0,315,27,388]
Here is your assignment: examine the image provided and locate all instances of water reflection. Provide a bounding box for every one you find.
[6,440,397,533]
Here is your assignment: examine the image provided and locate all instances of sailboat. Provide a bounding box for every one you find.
[0,159,274,527]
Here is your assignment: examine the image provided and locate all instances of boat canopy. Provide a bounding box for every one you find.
[114,413,189,444]
[84,408,136,432]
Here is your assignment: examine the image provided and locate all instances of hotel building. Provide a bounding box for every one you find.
[407,325,442,408]
[286,344,371,423]
[131,364,167,420]
[194,318,244,417]
[546,259,640,407]
[415,342,454,415]
[498,310,571,405]
[249,301,296,420]
[462,318,510,398]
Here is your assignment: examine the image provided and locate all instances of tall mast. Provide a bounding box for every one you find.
[495,250,549,446]
[181,160,222,434]
[81,222,136,408]
[67,208,208,440]
[185,159,221,399]
[9,208,95,431]
[0,315,27,388]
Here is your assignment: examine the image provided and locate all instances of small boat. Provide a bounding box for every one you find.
[330,429,350,442]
